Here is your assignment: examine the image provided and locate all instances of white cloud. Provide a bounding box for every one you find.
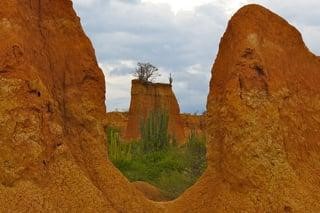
[73,0,100,7]
[105,60,137,73]
[216,0,249,15]
[141,0,213,13]
[99,61,134,111]
[186,64,205,75]
[141,0,251,15]
[74,0,320,113]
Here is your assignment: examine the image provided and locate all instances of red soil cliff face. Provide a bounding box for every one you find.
[1,2,320,212]
[104,112,129,137]
[106,112,205,142]
[0,1,161,212]
[125,80,185,143]
[180,114,206,137]
[167,4,320,212]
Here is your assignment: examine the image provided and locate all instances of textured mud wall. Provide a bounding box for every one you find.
[0,0,161,212]
[167,4,320,212]
[106,112,204,142]
[104,112,129,138]
[1,1,320,212]
[180,114,206,138]
[125,80,185,143]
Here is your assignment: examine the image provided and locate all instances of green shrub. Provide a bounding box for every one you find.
[106,126,132,162]
[140,109,170,152]
[184,130,207,178]
[158,170,194,199]
[106,119,207,200]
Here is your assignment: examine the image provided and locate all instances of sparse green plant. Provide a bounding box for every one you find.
[140,109,170,152]
[184,130,207,178]
[106,118,207,200]
[106,126,132,162]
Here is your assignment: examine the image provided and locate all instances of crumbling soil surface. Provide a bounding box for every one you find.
[132,181,170,202]
[1,1,320,212]
[166,4,320,212]
[125,80,185,143]
[0,1,161,212]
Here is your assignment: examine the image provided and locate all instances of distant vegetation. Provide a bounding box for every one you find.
[133,62,160,83]
[140,110,170,152]
[106,110,207,200]
[133,62,174,86]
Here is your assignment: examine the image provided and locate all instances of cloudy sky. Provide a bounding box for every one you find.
[73,0,320,113]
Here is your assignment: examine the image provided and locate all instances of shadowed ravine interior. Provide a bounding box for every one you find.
[0,1,320,212]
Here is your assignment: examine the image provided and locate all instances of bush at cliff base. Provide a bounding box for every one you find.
[106,110,207,200]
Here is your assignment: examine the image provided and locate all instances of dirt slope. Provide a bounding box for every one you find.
[132,181,169,202]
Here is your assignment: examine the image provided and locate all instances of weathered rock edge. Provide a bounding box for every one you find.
[167,4,320,212]
[125,79,185,143]
[0,0,161,212]
[1,1,320,212]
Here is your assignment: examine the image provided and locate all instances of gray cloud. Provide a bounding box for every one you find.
[73,0,320,113]
[246,0,320,54]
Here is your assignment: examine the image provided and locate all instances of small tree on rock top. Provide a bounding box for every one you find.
[133,62,160,82]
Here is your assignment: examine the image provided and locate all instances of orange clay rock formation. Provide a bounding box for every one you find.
[1,2,320,212]
[167,4,320,212]
[0,0,162,212]
[125,79,185,142]
[104,112,129,138]
[132,181,169,202]
[180,114,206,137]
[106,112,204,141]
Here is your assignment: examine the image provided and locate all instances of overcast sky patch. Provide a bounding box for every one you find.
[73,0,320,113]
